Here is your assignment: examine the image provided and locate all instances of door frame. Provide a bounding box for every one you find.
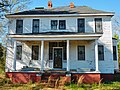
[53,47,63,69]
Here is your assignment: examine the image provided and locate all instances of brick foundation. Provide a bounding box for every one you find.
[100,74,114,82]
[6,72,114,84]
[71,73,100,84]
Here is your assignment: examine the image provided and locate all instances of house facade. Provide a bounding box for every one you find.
[5,2,119,83]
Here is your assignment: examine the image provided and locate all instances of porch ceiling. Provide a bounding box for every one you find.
[7,33,102,41]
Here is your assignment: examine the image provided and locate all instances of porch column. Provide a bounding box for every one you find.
[41,40,44,71]
[13,40,17,71]
[95,40,99,72]
[67,40,70,71]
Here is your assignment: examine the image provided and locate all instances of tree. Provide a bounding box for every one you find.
[0,0,31,44]
[112,14,120,33]
[0,43,5,71]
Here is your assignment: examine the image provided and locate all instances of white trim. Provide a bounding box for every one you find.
[41,40,44,71]
[13,40,17,71]
[11,37,101,41]
[8,34,102,37]
[67,40,70,71]
[6,13,114,18]
[95,40,99,72]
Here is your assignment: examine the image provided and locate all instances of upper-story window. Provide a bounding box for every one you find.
[51,20,66,30]
[95,18,102,33]
[32,19,39,33]
[77,18,85,33]
[16,20,23,34]
[51,20,58,30]
[59,20,66,30]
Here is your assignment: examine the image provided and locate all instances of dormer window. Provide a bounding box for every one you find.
[32,19,39,33]
[16,20,23,34]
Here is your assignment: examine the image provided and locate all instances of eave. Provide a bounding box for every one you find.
[7,33,102,41]
[6,13,114,18]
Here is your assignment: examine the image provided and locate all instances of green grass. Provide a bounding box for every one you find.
[64,82,120,90]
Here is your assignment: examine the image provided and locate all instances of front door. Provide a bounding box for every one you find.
[53,48,62,68]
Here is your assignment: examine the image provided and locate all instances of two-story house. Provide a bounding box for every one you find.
[5,1,119,83]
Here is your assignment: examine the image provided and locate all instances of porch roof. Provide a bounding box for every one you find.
[7,32,102,41]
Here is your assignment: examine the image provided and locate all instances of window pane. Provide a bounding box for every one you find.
[78,19,85,33]
[98,45,104,60]
[32,46,39,60]
[32,19,39,33]
[59,42,67,60]
[16,20,23,34]
[51,20,58,30]
[78,46,85,60]
[59,20,66,30]
[95,18,102,33]
[16,45,22,60]
[113,46,117,60]
[49,42,67,60]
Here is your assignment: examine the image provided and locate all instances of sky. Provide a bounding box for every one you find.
[29,0,120,14]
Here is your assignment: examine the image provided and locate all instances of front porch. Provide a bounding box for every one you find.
[6,33,108,83]
[8,40,99,72]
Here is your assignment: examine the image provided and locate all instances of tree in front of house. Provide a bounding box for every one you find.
[0,43,6,71]
[0,0,31,45]
[113,33,120,67]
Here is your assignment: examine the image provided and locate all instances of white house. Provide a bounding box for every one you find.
[5,1,119,83]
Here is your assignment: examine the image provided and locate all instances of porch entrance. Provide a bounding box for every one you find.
[53,48,62,68]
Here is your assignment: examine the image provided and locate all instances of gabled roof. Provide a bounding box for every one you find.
[6,6,114,17]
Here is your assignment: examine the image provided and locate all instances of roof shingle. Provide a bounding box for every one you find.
[9,6,114,15]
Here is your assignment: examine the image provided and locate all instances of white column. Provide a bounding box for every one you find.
[13,40,17,71]
[41,40,44,71]
[67,40,70,71]
[95,40,99,72]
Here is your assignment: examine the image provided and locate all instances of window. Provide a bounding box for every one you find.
[78,46,85,60]
[59,20,66,30]
[32,46,39,60]
[16,20,23,34]
[51,20,66,30]
[113,46,117,60]
[32,19,39,33]
[77,19,85,33]
[95,18,102,33]
[51,20,58,30]
[16,45,22,60]
[49,42,67,60]
[98,45,104,60]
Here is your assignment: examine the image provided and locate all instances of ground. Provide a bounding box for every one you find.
[0,71,120,90]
